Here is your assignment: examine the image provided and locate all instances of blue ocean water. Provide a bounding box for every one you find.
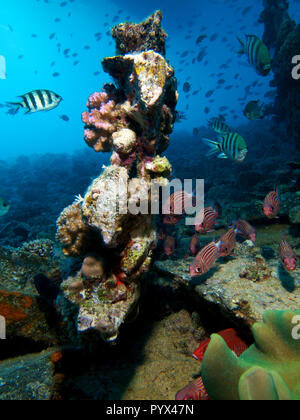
[0,0,300,402]
[0,0,299,246]
[0,0,299,159]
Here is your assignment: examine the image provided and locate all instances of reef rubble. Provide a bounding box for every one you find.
[0,240,76,346]
[0,349,58,400]
[155,236,300,328]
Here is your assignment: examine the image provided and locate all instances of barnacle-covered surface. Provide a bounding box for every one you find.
[81,165,130,247]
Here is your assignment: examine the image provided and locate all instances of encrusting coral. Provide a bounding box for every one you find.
[111,10,167,56]
[201,310,300,400]
[56,11,178,342]
[81,255,104,280]
[56,202,90,257]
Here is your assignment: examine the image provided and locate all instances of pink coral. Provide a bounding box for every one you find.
[87,92,108,109]
[82,89,127,153]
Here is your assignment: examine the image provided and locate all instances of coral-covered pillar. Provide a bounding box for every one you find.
[56,11,178,342]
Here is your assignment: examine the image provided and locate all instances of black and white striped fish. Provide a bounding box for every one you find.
[6,89,62,115]
[237,35,271,76]
[208,116,231,134]
[202,132,248,162]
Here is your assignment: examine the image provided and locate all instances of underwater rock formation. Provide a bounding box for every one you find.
[260,0,300,142]
[0,239,55,291]
[201,310,300,400]
[0,239,76,345]
[56,12,177,342]
[0,349,58,400]
[111,10,167,56]
[155,240,300,327]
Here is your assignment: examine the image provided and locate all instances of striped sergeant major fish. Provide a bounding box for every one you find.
[243,100,266,120]
[6,89,62,115]
[237,34,271,76]
[208,116,231,134]
[202,132,248,162]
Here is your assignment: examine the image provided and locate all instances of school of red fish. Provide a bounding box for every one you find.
[160,187,298,400]
[160,187,297,275]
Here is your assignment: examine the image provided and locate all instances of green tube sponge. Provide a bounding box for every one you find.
[202,310,300,400]
[238,367,292,401]
[200,333,246,400]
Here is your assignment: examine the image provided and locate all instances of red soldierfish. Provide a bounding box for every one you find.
[162,190,194,216]
[164,235,175,256]
[195,206,218,233]
[193,328,248,361]
[175,377,210,401]
[163,214,182,225]
[279,236,297,272]
[189,234,200,255]
[263,187,280,219]
[176,328,249,400]
[189,241,219,276]
[234,219,256,242]
[217,228,236,257]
